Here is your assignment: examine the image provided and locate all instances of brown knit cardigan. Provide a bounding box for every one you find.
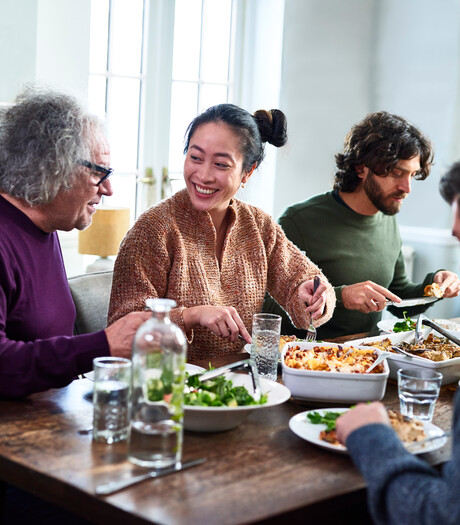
[108,189,335,362]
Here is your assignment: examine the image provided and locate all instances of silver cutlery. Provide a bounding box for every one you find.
[391,345,417,359]
[196,359,261,401]
[95,457,207,495]
[419,315,460,346]
[405,430,452,452]
[415,314,425,344]
[305,276,321,342]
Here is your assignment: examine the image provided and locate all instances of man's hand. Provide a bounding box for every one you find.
[434,271,460,298]
[105,311,151,358]
[298,277,328,320]
[183,305,252,343]
[336,402,390,445]
[341,281,401,313]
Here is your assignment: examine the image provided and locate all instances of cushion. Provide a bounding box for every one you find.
[68,271,113,335]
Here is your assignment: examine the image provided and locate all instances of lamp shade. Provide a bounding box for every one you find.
[78,207,130,257]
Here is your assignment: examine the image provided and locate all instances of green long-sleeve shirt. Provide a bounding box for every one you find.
[263,192,439,339]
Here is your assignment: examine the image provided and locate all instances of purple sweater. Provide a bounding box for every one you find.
[0,195,109,399]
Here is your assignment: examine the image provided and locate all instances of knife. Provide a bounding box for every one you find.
[95,457,207,495]
[385,297,438,308]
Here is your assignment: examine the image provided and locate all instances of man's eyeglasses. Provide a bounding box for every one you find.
[77,159,114,185]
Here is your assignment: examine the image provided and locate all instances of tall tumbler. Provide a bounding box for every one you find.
[92,357,132,444]
[250,313,281,381]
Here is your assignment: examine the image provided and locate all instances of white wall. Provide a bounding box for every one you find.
[278,0,460,318]
[233,0,285,216]
[0,0,38,102]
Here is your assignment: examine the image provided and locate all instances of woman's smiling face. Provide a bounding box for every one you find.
[184,121,250,221]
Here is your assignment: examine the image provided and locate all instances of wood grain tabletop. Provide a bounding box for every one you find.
[0,342,456,525]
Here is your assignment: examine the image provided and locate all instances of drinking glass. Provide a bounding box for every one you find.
[92,357,132,443]
[397,368,442,422]
[250,313,281,381]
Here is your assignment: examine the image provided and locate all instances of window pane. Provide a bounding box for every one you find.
[168,81,198,174]
[172,0,202,81]
[89,0,109,74]
[110,0,144,76]
[108,77,140,171]
[199,83,228,112]
[104,173,137,222]
[201,0,231,83]
[88,74,107,118]
[171,179,186,193]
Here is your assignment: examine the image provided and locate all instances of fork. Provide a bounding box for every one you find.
[305,276,321,341]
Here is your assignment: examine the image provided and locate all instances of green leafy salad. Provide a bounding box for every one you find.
[184,372,268,407]
[393,311,416,333]
[307,411,343,431]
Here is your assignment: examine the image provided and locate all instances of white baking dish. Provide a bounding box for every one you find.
[281,341,389,404]
[349,330,460,385]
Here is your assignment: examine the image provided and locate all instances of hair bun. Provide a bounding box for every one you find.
[253,109,287,147]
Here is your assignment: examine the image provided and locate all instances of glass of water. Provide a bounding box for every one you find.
[250,313,281,381]
[397,368,442,422]
[92,357,132,444]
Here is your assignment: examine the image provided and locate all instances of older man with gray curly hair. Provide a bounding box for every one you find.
[0,87,149,399]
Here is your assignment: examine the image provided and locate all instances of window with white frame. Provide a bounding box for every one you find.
[88,0,147,219]
[87,0,236,214]
[168,0,236,194]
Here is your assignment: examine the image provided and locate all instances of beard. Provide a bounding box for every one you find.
[363,172,406,216]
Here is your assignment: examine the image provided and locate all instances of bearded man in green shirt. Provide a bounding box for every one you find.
[264,111,460,340]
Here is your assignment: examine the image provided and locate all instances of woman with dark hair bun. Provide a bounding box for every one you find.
[109,103,335,362]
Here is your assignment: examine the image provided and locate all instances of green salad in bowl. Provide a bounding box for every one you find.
[183,369,291,432]
[185,372,268,407]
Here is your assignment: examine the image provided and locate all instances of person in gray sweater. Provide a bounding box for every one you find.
[335,162,460,525]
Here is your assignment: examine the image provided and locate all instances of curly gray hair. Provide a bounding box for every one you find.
[0,87,102,205]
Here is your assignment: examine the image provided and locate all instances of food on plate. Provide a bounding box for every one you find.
[364,334,460,361]
[309,409,426,446]
[387,409,426,443]
[183,372,267,407]
[307,410,342,431]
[284,345,384,374]
[424,283,444,298]
[393,311,416,333]
[279,334,298,352]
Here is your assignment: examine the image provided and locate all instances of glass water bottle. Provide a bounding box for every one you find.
[128,298,187,468]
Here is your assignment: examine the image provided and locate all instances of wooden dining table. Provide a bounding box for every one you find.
[0,332,457,525]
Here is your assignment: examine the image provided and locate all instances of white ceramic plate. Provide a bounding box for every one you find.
[386,297,438,307]
[84,363,204,382]
[377,318,460,334]
[184,372,291,432]
[289,408,448,455]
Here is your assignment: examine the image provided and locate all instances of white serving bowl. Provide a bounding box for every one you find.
[350,330,460,386]
[183,372,291,432]
[280,341,389,404]
[377,318,460,335]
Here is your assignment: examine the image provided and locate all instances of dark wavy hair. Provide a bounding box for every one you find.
[0,86,100,205]
[333,111,434,192]
[440,161,460,204]
[183,103,287,172]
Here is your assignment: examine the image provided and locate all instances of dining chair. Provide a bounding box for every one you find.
[68,270,113,334]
